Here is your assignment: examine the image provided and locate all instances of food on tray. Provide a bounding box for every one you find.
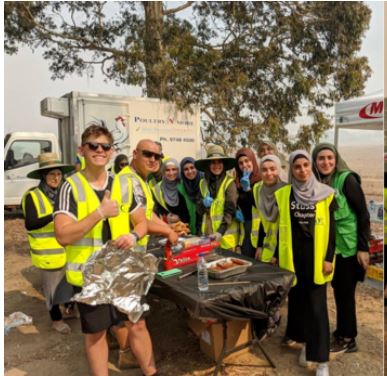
[209,258,248,272]
[218,262,234,270]
[208,266,224,272]
[231,258,246,265]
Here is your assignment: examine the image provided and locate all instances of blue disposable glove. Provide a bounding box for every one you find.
[241,170,252,192]
[202,193,214,208]
[235,209,245,223]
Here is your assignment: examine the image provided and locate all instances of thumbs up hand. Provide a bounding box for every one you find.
[98,190,119,219]
[241,169,252,192]
[202,192,214,208]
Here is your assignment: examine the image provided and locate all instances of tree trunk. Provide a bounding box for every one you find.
[142,1,164,98]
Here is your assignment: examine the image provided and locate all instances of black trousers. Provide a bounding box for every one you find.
[49,304,62,321]
[331,254,364,339]
[285,282,330,362]
[240,220,256,259]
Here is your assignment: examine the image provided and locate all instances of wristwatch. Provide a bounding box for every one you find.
[130,231,140,242]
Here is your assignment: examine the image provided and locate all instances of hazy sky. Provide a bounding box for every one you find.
[4,1,383,146]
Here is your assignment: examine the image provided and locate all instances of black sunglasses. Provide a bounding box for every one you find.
[119,162,129,167]
[83,142,112,152]
[138,149,163,161]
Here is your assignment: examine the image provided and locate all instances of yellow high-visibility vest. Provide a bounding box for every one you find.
[199,176,238,249]
[22,188,66,270]
[249,181,279,262]
[110,166,154,252]
[275,185,335,286]
[65,172,105,286]
[151,181,168,211]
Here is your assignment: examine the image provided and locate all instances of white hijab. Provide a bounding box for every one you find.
[288,150,334,205]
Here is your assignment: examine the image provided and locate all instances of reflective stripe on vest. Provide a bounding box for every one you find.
[21,187,66,270]
[251,182,279,263]
[200,176,238,249]
[275,185,335,286]
[151,181,169,211]
[65,172,104,286]
[109,166,154,252]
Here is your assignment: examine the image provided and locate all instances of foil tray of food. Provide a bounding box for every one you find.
[206,257,252,279]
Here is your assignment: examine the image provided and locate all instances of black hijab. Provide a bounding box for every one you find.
[180,157,203,201]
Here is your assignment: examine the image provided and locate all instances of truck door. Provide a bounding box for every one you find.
[4,138,53,207]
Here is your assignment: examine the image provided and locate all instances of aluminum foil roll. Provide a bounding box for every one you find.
[73,241,160,323]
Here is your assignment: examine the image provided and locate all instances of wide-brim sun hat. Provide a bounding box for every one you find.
[195,145,236,172]
[27,152,75,179]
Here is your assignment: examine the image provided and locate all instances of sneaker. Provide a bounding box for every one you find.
[281,335,297,347]
[330,337,357,354]
[52,320,71,335]
[299,346,313,368]
[118,347,139,369]
[316,362,329,376]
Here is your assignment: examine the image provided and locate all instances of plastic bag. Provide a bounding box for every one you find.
[5,312,33,334]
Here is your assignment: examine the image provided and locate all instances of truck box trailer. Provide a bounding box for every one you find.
[4,92,202,208]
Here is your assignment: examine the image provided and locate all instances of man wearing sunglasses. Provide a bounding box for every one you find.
[54,125,156,376]
[116,139,179,245]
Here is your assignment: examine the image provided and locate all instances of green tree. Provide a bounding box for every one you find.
[5,1,372,151]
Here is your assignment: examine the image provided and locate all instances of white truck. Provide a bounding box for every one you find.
[5,91,202,208]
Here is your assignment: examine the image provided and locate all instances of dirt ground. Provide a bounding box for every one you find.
[4,218,384,376]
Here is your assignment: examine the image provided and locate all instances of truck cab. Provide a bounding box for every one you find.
[4,132,60,208]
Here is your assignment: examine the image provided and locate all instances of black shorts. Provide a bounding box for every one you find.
[77,302,129,334]
[74,287,150,334]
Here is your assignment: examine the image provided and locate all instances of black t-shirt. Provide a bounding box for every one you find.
[237,188,255,221]
[154,191,190,224]
[54,174,140,243]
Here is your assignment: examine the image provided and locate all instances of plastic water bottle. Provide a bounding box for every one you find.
[197,252,209,292]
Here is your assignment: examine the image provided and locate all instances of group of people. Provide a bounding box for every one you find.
[22,125,370,376]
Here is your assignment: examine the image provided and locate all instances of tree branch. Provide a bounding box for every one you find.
[22,3,127,57]
[163,1,194,16]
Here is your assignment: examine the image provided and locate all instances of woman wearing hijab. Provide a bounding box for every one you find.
[234,147,261,258]
[178,157,203,235]
[257,140,279,159]
[312,143,370,354]
[21,153,75,334]
[113,154,129,175]
[195,145,238,250]
[250,154,286,340]
[275,150,336,376]
[152,157,190,225]
[257,140,288,181]
[252,155,286,262]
